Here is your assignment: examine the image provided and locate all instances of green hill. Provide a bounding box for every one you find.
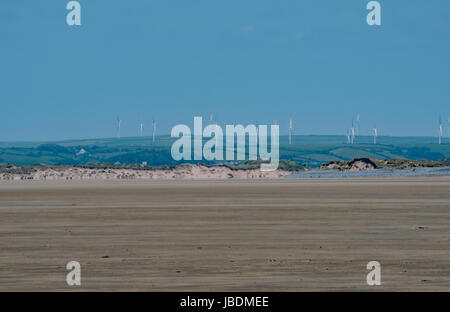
[0,135,449,167]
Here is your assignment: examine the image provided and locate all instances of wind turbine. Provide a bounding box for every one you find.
[447,117,450,138]
[355,113,360,136]
[350,118,355,144]
[373,127,378,144]
[439,115,443,145]
[117,117,122,138]
[346,128,351,144]
[288,119,293,145]
[152,119,157,143]
[139,121,144,137]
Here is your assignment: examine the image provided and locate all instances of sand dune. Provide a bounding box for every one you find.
[0,164,289,181]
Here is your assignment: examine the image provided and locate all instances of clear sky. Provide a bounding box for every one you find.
[1,0,449,141]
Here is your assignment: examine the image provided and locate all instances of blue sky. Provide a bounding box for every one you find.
[0,0,449,141]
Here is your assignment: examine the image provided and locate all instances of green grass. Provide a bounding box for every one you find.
[0,135,449,167]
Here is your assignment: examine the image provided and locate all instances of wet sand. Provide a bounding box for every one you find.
[0,178,449,291]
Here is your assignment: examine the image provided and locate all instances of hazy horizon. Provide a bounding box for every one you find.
[0,133,447,145]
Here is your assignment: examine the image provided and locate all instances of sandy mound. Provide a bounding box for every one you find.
[0,164,290,181]
[322,158,378,171]
[344,158,378,171]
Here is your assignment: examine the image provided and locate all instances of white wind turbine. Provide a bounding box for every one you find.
[373,127,378,144]
[438,115,443,145]
[288,118,293,145]
[139,121,144,137]
[447,116,450,137]
[355,113,360,136]
[117,117,122,138]
[152,120,157,143]
[350,118,355,144]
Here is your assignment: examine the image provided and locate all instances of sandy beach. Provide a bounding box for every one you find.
[0,178,449,291]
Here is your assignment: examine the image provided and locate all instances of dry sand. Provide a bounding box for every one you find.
[0,178,449,291]
[0,164,289,181]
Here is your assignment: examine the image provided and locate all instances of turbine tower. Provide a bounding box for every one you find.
[152,120,156,143]
[373,127,378,144]
[356,113,360,136]
[448,117,450,137]
[439,115,443,145]
[117,117,122,138]
[139,121,144,137]
[350,118,355,144]
[346,128,351,144]
[288,119,293,145]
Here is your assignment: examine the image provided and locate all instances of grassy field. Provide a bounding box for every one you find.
[0,135,449,167]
